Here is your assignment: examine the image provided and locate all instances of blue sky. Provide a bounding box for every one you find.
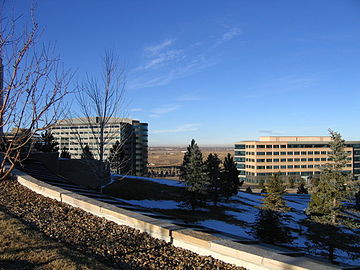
[7,0,360,146]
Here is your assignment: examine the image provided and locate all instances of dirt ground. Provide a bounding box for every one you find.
[148,146,233,167]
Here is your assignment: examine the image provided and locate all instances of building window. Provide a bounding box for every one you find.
[308,165,313,168]
[266,145,272,148]
[281,165,286,169]
[308,151,313,155]
[321,151,327,155]
[273,145,279,148]
[280,145,287,148]
[257,166,265,169]
[257,159,265,162]
[266,159,272,162]
[308,158,313,161]
[273,159,279,162]
[266,152,272,155]
[257,145,265,148]
[314,151,320,155]
[301,165,306,168]
[281,152,286,155]
[287,165,293,169]
[266,166,272,169]
[287,158,293,162]
[257,152,265,155]
[301,151,307,155]
[274,166,279,169]
[281,158,286,162]
[235,144,245,149]
[287,152,293,155]
[273,152,279,155]
[294,158,300,162]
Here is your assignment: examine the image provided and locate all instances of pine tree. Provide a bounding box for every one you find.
[108,140,127,174]
[81,145,94,160]
[37,130,59,152]
[305,130,359,262]
[221,153,242,199]
[60,147,71,159]
[253,173,292,244]
[307,130,353,225]
[288,176,296,188]
[263,173,289,212]
[205,153,222,206]
[297,179,308,194]
[180,139,209,210]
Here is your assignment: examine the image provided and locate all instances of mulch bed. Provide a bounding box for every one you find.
[0,179,246,270]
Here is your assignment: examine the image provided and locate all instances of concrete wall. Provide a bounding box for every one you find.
[14,169,343,270]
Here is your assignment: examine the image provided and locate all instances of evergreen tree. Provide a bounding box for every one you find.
[205,153,222,206]
[253,173,292,244]
[60,147,71,159]
[307,130,353,225]
[355,190,360,211]
[296,180,309,194]
[297,179,308,194]
[81,145,94,160]
[305,130,359,262]
[180,139,209,210]
[259,178,267,193]
[288,176,296,188]
[108,140,127,174]
[37,130,59,152]
[221,153,242,199]
[263,173,289,212]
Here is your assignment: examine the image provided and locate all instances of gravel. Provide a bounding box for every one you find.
[0,179,246,270]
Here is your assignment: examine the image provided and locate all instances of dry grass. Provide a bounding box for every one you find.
[0,210,112,270]
[148,147,233,167]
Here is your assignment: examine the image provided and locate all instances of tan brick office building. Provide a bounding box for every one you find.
[234,136,360,183]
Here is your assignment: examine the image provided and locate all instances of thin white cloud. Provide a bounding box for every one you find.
[152,123,200,134]
[130,108,143,112]
[129,27,242,89]
[222,27,242,41]
[150,104,180,118]
[258,130,283,135]
[176,94,201,101]
[144,39,175,55]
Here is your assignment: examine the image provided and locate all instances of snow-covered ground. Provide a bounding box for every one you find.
[112,174,185,187]
[109,176,360,266]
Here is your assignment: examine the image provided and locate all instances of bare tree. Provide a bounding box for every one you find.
[75,50,127,162]
[0,8,71,180]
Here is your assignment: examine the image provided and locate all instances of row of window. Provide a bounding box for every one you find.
[242,171,319,176]
[252,164,352,170]
[53,125,121,130]
[244,151,332,156]
[254,157,346,162]
[236,144,360,149]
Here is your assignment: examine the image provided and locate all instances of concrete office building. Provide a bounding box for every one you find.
[234,136,360,183]
[51,117,148,176]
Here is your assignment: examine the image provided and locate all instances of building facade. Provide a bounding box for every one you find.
[234,136,360,183]
[51,117,148,176]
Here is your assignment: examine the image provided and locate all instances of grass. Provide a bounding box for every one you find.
[0,209,113,270]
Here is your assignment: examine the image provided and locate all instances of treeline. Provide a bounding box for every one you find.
[179,139,243,209]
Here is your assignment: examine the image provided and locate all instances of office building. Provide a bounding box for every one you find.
[51,117,148,176]
[234,136,360,183]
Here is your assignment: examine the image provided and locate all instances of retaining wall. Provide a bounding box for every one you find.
[14,169,343,270]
